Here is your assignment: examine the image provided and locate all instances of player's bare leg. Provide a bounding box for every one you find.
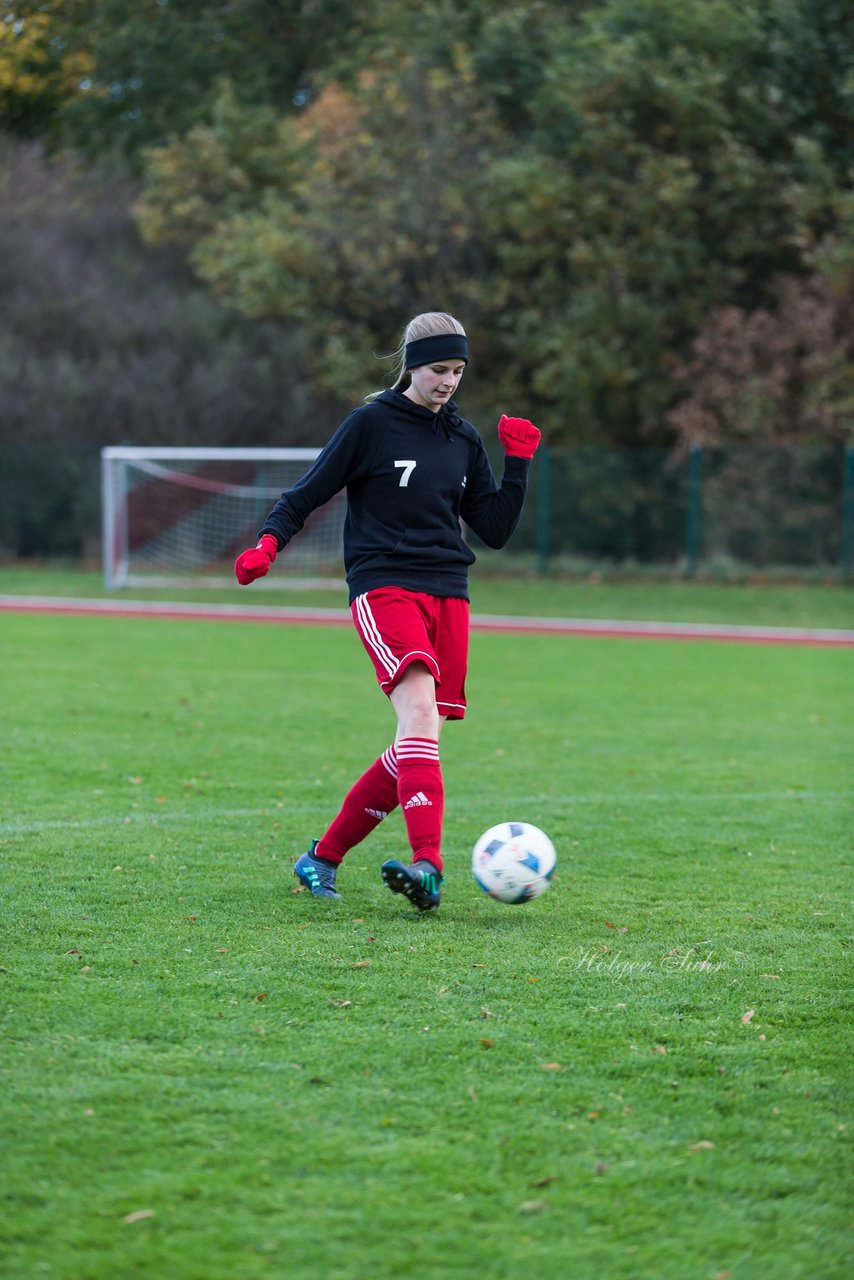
[389,662,443,741]
[382,663,447,911]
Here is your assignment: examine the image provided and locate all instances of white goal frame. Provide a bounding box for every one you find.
[101,446,345,590]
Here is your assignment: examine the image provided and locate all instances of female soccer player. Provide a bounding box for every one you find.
[234,311,540,911]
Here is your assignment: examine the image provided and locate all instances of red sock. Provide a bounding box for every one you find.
[315,745,399,864]
[396,737,444,873]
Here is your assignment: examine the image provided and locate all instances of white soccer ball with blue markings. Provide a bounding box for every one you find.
[472,822,556,904]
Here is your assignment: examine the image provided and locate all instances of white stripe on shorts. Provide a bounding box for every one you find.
[354,592,399,679]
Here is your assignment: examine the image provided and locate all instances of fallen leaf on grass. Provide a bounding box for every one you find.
[351,960,371,969]
[540,1062,564,1071]
[479,1038,494,1049]
[255,992,267,1002]
[690,1141,715,1153]
[530,1175,556,1188]
[741,1010,755,1025]
[518,1200,549,1215]
[330,999,352,1008]
[652,1045,668,1055]
[122,1209,155,1224]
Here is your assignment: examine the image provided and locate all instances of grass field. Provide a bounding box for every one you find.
[1,583,852,1279]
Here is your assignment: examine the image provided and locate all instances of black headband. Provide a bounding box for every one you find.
[404,333,469,369]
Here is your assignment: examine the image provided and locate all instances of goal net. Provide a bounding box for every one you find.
[101,447,346,589]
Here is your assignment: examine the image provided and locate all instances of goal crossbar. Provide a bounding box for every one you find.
[101,446,345,591]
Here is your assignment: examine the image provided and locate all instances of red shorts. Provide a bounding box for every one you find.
[351,588,470,720]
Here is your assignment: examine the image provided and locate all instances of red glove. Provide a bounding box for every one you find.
[498,414,541,459]
[235,533,278,585]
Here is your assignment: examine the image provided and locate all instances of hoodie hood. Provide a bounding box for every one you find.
[376,387,465,440]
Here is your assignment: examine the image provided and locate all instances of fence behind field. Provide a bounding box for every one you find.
[478,443,853,579]
[0,442,851,579]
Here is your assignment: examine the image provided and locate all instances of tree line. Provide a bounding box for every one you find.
[1,0,852,465]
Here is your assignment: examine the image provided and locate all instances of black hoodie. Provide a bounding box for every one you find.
[260,388,531,602]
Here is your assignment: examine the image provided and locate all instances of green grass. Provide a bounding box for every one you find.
[1,605,852,1280]
[1,561,853,629]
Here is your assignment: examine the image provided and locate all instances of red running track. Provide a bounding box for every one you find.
[2,595,852,647]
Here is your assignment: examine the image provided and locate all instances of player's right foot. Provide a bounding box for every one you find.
[294,841,342,899]
[381,859,443,912]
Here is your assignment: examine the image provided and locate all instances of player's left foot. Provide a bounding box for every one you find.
[381,859,443,912]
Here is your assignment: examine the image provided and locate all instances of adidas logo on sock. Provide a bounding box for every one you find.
[365,807,388,821]
[404,791,432,810]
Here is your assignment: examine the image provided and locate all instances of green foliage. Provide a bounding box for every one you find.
[477,0,851,441]
[0,1,91,140]
[1,0,852,450]
[133,0,854,444]
[133,56,498,400]
[1,609,851,1277]
[40,0,383,165]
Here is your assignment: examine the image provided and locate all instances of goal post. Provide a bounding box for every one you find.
[101,446,346,590]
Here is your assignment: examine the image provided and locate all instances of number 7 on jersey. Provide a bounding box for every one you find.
[394,459,417,487]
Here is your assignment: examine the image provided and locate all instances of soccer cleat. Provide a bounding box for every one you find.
[294,840,342,899]
[381,859,443,912]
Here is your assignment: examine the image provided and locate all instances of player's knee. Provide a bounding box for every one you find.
[392,663,440,738]
[401,690,440,737]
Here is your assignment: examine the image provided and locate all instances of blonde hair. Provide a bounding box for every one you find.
[366,311,467,402]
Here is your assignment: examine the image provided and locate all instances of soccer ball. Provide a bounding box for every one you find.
[472,822,556,904]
